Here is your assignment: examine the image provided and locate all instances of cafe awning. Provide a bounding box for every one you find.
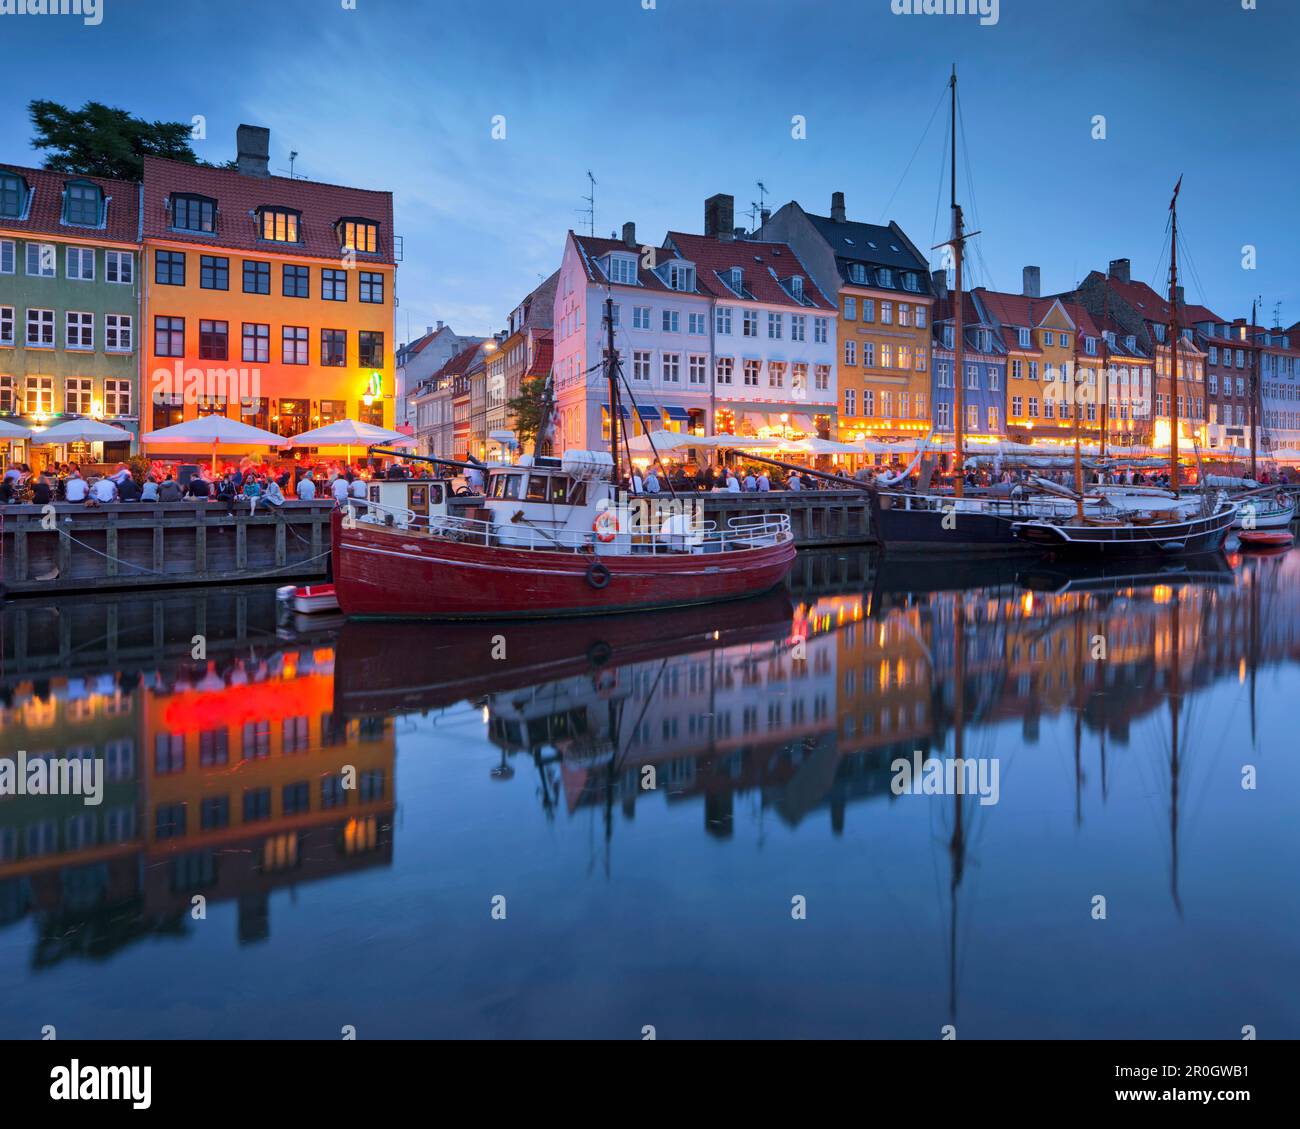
[602,403,631,418]
[636,405,661,422]
[663,405,690,421]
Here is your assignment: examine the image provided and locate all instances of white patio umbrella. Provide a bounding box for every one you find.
[0,418,30,468]
[282,418,405,466]
[142,415,290,473]
[32,419,134,444]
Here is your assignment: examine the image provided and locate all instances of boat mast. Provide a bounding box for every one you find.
[604,296,621,484]
[1072,323,1085,521]
[1167,177,1182,495]
[1098,283,1112,458]
[1249,297,1258,481]
[950,66,966,500]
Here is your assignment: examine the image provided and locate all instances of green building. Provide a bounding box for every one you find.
[0,164,141,468]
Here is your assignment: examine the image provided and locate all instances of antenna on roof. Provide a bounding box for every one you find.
[1273,300,1282,329]
[747,180,768,234]
[278,151,306,180]
[578,170,596,237]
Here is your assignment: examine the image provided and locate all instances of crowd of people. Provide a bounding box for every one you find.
[0,458,423,510]
[625,462,845,494]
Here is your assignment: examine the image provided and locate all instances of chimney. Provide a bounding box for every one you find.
[622,221,636,248]
[830,191,846,223]
[760,207,771,226]
[236,124,270,178]
[1174,285,1185,307]
[732,226,746,239]
[932,269,948,300]
[426,325,433,336]
[704,194,735,240]
[436,320,444,330]
[1108,257,1131,283]
[1022,265,1041,298]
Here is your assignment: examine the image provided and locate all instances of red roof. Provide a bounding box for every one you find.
[572,233,677,292]
[665,232,835,310]
[972,289,1101,355]
[142,155,395,264]
[525,335,553,378]
[0,162,139,245]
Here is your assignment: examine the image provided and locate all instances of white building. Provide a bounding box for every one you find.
[551,196,836,454]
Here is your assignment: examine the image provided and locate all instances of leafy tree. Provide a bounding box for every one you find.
[507,373,551,453]
[28,100,208,181]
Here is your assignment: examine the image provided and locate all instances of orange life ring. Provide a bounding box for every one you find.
[593,509,619,542]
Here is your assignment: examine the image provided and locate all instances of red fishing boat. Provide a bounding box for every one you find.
[330,445,794,619]
[1237,529,1294,550]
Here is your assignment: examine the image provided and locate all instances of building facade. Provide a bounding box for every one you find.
[759,192,933,443]
[140,125,396,454]
[397,321,476,429]
[975,278,1105,446]
[1067,259,1205,449]
[0,164,141,467]
[930,280,1007,443]
[485,271,557,453]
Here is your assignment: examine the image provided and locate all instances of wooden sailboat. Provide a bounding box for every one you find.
[1010,179,1237,558]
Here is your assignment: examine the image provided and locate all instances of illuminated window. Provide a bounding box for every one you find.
[258,207,300,243]
[338,218,377,253]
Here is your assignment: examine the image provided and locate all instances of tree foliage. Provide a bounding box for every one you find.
[28,100,210,181]
[507,373,551,452]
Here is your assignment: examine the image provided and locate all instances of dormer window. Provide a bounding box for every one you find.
[0,171,29,219]
[63,180,103,227]
[877,267,893,287]
[979,329,992,353]
[667,263,695,292]
[1018,327,1031,348]
[606,255,636,285]
[943,326,955,349]
[727,267,743,294]
[791,275,804,301]
[1104,330,1116,346]
[1085,336,1097,355]
[848,263,867,285]
[258,206,301,243]
[1153,325,1165,343]
[171,193,216,233]
[903,271,920,292]
[338,217,377,254]
[1126,334,1137,350]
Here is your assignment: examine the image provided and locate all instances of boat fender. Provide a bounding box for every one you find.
[593,510,619,543]
[587,640,613,667]
[585,560,612,589]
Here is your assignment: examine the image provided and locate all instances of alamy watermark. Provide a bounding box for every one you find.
[890,0,999,27]
[0,0,102,26]
[891,751,1000,806]
[151,362,262,414]
[0,751,104,806]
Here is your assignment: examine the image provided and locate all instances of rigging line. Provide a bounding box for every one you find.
[881,82,950,224]
[929,107,950,270]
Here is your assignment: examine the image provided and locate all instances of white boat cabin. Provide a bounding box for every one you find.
[483,451,622,551]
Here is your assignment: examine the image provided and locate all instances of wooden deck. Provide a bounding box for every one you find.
[0,501,334,595]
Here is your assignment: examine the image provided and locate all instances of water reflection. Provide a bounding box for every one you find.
[2,549,1297,1037]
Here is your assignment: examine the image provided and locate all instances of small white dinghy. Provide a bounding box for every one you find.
[288,584,340,614]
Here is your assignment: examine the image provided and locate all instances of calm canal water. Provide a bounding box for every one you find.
[1,547,1297,1040]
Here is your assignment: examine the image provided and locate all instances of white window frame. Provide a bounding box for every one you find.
[662,353,680,383]
[26,242,56,278]
[25,375,54,414]
[65,376,94,415]
[27,307,55,347]
[0,305,13,347]
[632,306,651,330]
[66,246,95,281]
[105,313,134,353]
[0,239,13,275]
[104,378,132,418]
[66,310,94,351]
[105,250,134,285]
[715,307,733,335]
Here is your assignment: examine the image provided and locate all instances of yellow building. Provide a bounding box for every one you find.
[975,289,1104,444]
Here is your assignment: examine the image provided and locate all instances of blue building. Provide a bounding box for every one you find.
[930,275,1007,444]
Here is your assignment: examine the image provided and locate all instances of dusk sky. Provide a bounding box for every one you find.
[4,0,1297,340]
